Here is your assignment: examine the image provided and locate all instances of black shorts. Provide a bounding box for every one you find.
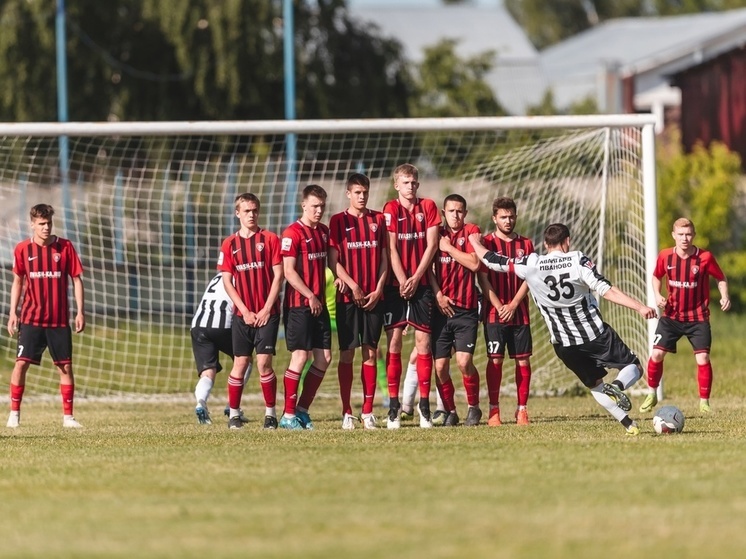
[382,285,434,333]
[483,322,533,359]
[552,324,640,388]
[431,306,479,359]
[336,300,384,351]
[653,316,711,354]
[232,314,280,356]
[16,324,73,366]
[190,327,233,375]
[283,306,332,352]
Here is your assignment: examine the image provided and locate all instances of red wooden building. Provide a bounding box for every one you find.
[671,46,746,168]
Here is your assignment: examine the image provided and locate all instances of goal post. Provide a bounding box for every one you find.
[0,115,658,397]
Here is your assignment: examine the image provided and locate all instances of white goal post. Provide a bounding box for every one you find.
[0,115,658,397]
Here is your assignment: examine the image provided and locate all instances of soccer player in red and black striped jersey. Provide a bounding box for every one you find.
[328,173,388,430]
[428,194,482,427]
[477,197,535,426]
[218,193,284,430]
[6,204,85,429]
[640,218,730,415]
[382,163,441,429]
[278,184,332,430]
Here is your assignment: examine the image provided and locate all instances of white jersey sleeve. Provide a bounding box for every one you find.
[191,273,234,329]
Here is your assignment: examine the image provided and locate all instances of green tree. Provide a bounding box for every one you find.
[408,38,502,118]
[0,0,409,122]
[407,38,504,177]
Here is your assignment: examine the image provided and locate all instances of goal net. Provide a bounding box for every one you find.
[0,116,657,398]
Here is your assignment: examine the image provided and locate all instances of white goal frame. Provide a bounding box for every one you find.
[0,114,658,398]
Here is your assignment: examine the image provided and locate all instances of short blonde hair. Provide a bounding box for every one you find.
[672,218,695,234]
[393,163,418,182]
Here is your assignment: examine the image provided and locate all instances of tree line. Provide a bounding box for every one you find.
[0,0,505,123]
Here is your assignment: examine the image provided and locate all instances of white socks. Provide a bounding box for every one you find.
[590,383,627,422]
[195,376,214,407]
[615,364,642,390]
[401,362,418,411]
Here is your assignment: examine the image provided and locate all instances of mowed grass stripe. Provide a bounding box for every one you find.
[0,395,745,559]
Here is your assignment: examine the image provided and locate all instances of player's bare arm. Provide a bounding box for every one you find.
[469,232,512,272]
[602,286,656,319]
[468,232,487,260]
[477,271,503,315]
[499,280,529,323]
[439,235,480,272]
[221,271,254,325]
[362,252,387,311]
[718,279,731,311]
[329,246,364,307]
[387,230,408,291]
[284,255,322,316]
[429,267,454,318]
[402,224,439,298]
[255,262,284,327]
[651,275,667,308]
[73,275,86,333]
[7,273,23,336]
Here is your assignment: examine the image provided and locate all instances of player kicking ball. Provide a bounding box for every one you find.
[470,224,656,435]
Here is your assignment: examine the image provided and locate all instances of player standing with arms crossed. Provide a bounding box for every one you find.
[382,163,441,429]
[328,173,388,430]
[7,204,85,428]
[639,218,730,414]
[478,197,535,426]
[218,193,283,430]
[470,223,656,435]
[279,184,332,430]
[429,194,482,426]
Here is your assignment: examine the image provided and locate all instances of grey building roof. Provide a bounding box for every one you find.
[350,4,545,115]
[541,8,746,111]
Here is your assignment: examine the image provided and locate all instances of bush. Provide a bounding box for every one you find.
[656,127,741,253]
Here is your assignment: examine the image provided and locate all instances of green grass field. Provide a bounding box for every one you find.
[1,396,745,558]
[0,312,744,558]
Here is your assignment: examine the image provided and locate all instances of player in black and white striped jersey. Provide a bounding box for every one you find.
[190,273,251,424]
[470,223,656,436]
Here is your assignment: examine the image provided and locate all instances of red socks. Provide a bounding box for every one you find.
[297,365,325,410]
[386,352,402,398]
[516,363,532,407]
[283,369,301,415]
[697,363,713,399]
[462,372,480,407]
[10,383,24,412]
[361,363,377,415]
[260,371,277,408]
[338,362,354,415]
[227,375,244,410]
[647,359,664,388]
[416,352,433,399]
[485,361,502,407]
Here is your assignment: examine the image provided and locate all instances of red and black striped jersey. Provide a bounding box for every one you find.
[218,229,282,316]
[12,236,83,328]
[281,220,329,308]
[329,209,387,304]
[434,223,481,309]
[654,247,726,322]
[383,197,441,287]
[481,232,534,325]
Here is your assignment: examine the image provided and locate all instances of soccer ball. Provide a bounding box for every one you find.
[652,405,685,434]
